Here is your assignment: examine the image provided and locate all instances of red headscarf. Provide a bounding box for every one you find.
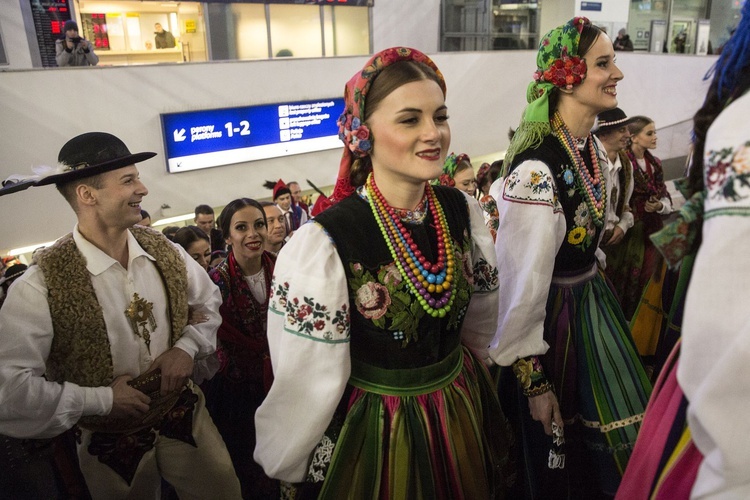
[311,47,446,216]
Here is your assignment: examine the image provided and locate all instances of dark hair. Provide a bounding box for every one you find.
[194,204,214,217]
[217,198,267,242]
[172,225,209,253]
[162,225,180,241]
[626,116,654,137]
[548,24,606,116]
[349,60,444,187]
[259,201,278,208]
[140,209,150,220]
[56,174,105,212]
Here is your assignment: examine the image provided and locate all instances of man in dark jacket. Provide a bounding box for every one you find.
[154,23,176,49]
[614,28,634,51]
[55,20,98,66]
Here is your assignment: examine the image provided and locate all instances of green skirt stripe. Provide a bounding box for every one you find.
[349,346,464,396]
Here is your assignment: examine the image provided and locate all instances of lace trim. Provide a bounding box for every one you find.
[564,412,645,433]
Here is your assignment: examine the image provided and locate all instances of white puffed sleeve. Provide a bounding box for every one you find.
[254,221,351,483]
[488,160,567,367]
[458,192,500,364]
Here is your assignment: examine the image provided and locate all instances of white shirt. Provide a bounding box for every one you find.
[680,90,750,499]
[605,153,635,233]
[254,193,498,482]
[0,226,222,439]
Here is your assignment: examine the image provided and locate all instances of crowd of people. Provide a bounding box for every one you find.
[1,9,749,499]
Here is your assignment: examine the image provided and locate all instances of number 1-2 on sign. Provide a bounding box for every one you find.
[225,121,251,137]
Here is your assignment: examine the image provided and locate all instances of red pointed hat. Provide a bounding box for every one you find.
[272,179,291,200]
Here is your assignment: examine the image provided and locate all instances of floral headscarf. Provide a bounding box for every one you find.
[434,152,470,187]
[311,47,446,215]
[503,17,591,174]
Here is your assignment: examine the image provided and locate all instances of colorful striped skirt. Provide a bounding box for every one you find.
[616,341,703,500]
[310,346,514,499]
[501,264,652,498]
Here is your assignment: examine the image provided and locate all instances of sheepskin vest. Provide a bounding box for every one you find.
[39,226,189,388]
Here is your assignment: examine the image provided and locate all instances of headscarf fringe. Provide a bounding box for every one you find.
[502,121,550,177]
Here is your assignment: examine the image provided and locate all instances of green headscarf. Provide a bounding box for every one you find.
[503,17,591,175]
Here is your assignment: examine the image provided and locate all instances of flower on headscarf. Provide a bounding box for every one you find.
[536,56,587,90]
[337,113,372,157]
[437,173,455,187]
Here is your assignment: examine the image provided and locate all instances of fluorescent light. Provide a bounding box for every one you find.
[9,240,60,256]
[153,213,194,226]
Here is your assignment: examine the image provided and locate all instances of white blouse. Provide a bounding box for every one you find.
[254,191,499,482]
[489,137,611,367]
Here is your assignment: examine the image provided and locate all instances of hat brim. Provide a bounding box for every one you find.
[597,116,635,133]
[35,151,156,186]
[0,178,37,197]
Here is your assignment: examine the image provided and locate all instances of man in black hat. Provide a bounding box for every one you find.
[595,107,635,249]
[0,132,241,498]
[55,20,99,67]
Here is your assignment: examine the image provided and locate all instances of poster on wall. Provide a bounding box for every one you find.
[29,0,73,67]
[161,98,345,173]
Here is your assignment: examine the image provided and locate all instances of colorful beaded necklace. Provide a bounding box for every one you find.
[552,112,607,226]
[365,173,456,318]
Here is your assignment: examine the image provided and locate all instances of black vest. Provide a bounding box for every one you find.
[314,187,473,369]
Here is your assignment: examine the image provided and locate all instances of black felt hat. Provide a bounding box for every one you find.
[0,176,37,197]
[36,132,156,186]
[0,264,28,286]
[596,108,633,134]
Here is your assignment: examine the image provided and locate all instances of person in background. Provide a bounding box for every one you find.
[476,160,503,242]
[209,250,226,269]
[619,4,750,496]
[264,180,307,239]
[260,201,286,256]
[0,264,27,310]
[435,152,478,197]
[154,23,176,49]
[287,181,310,217]
[607,115,672,320]
[255,46,512,498]
[490,18,651,498]
[139,209,152,227]
[614,28,634,51]
[162,225,180,241]
[594,107,635,252]
[0,132,240,499]
[205,198,278,499]
[173,226,212,272]
[55,20,98,67]
[194,204,225,253]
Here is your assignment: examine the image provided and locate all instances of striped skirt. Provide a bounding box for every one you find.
[501,264,652,498]
[310,346,513,499]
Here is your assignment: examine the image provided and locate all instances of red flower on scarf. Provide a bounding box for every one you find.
[438,173,455,187]
[536,56,587,90]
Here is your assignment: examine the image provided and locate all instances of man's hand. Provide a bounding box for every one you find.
[109,375,151,418]
[528,390,563,436]
[65,38,75,50]
[148,347,194,396]
[605,226,625,246]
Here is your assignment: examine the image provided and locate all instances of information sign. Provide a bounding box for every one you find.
[160,98,345,173]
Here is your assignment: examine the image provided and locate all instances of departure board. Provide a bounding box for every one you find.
[29,0,73,68]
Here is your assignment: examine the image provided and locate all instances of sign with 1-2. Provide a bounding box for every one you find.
[160,98,345,173]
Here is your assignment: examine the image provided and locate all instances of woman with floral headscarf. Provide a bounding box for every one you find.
[255,47,512,498]
[488,18,651,498]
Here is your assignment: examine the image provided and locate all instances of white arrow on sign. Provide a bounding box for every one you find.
[173,128,186,142]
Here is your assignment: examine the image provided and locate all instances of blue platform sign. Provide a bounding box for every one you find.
[580,1,602,11]
[160,98,345,173]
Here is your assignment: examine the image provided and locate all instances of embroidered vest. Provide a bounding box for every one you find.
[40,226,189,388]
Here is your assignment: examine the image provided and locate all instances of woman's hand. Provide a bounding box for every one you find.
[528,390,563,436]
[644,195,663,213]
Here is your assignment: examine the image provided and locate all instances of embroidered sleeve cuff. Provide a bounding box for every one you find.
[512,356,552,397]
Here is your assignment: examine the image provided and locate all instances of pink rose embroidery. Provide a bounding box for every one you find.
[355,282,391,320]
